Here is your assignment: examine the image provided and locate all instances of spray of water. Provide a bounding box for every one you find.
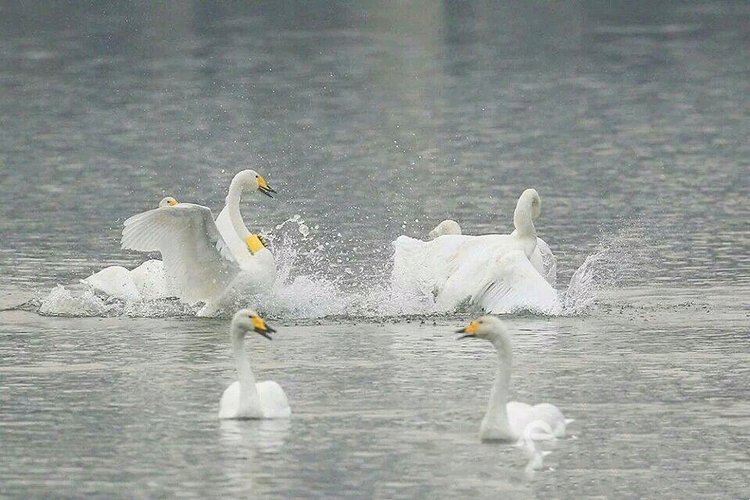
[562,222,658,315]
[34,217,656,319]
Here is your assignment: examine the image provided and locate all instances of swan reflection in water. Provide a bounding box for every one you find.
[219,418,291,454]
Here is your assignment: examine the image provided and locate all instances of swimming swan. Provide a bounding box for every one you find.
[120,170,276,315]
[215,169,277,263]
[456,316,571,441]
[219,309,291,419]
[393,189,560,314]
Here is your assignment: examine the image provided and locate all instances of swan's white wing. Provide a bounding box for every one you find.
[121,203,237,304]
[257,380,291,418]
[391,234,473,299]
[473,250,562,315]
[532,403,570,438]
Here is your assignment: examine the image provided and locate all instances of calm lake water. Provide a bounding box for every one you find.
[1,1,748,498]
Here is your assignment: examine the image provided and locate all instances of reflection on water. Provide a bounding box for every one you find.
[1,0,749,498]
[219,418,291,453]
[1,286,748,497]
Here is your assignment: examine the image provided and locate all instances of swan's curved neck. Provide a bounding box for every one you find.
[513,202,536,239]
[485,336,513,434]
[231,330,261,411]
[225,181,251,239]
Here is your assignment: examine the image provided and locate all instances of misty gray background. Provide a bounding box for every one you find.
[1,1,748,498]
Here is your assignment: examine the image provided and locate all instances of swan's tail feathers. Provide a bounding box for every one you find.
[541,451,553,457]
[473,250,562,315]
[565,418,575,426]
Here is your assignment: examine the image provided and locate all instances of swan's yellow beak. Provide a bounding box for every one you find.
[456,320,480,339]
[257,175,277,198]
[251,314,276,340]
[167,197,179,206]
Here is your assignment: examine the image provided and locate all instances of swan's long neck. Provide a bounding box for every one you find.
[513,201,536,239]
[231,329,261,412]
[485,335,513,436]
[512,199,537,258]
[225,181,251,239]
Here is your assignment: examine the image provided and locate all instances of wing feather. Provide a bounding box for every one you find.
[122,203,237,304]
[473,250,562,315]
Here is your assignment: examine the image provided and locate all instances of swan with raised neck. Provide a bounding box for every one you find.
[511,188,541,258]
[219,309,291,419]
[456,315,569,441]
[222,169,275,243]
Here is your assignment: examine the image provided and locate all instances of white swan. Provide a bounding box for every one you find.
[215,170,276,264]
[392,189,560,314]
[219,309,291,419]
[456,315,571,441]
[120,170,276,315]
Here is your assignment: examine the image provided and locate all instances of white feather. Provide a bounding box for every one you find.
[473,250,562,315]
[121,203,236,304]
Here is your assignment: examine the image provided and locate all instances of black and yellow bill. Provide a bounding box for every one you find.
[456,320,480,339]
[257,175,277,198]
[251,313,277,340]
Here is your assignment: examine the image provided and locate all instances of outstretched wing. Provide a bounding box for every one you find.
[121,203,237,304]
[472,250,562,315]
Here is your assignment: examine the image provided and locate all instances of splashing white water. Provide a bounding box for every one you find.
[35,219,654,319]
[562,223,657,315]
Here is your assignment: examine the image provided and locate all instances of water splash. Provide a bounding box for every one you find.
[562,222,658,315]
[34,218,656,319]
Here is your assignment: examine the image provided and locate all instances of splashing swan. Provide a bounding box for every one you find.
[456,316,572,441]
[392,189,561,314]
[219,309,291,419]
[121,170,277,315]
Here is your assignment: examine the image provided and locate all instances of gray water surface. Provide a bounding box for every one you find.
[1,1,749,498]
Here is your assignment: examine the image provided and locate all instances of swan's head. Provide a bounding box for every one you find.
[232,169,277,198]
[428,219,462,240]
[456,315,512,353]
[231,309,277,340]
[517,189,541,220]
[159,196,179,208]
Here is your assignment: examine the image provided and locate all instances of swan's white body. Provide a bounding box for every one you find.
[392,189,561,314]
[83,259,169,302]
[457,316,571,442]
[120,170,276,315]
[219,309,291,420]
[83,265,141,301]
